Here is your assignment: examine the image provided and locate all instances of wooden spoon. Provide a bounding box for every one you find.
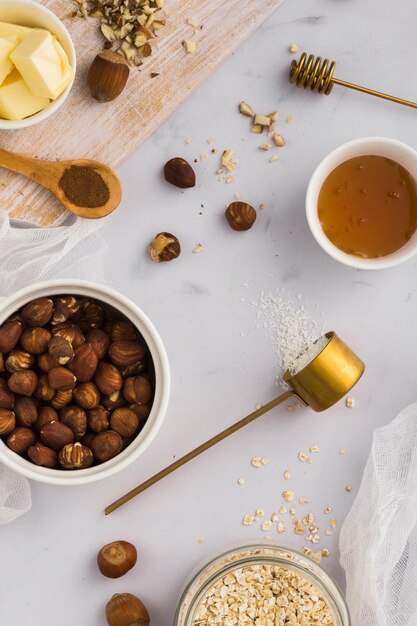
[0,147,122,219]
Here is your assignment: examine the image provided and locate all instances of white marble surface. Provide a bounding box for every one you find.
[3,0,417,624]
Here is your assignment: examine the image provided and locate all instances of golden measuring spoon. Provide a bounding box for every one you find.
[289,52,417,110]
[105,332,364,515]
[0,147,122,219]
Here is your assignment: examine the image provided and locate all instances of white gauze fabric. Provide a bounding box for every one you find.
[340,403,417,626]
[0,209,107,523]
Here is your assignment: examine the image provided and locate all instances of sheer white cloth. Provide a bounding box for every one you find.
[0,209,107,523]
[340,403,417,626]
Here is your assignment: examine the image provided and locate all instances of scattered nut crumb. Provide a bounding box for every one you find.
[187,17,199,28]
[283,469,291,480]
[184,138,192,144]
[221,149,238,172]
[299,498,309,505]
[289,43,299,53]
[330,518,337,528]
[339,448,346,455]
[289,507,296,516]
[282,490,295,503]
[261,520,272,531]
[279,506,287,514]
[269,155,279,163]
[259,144,272,151]
[298,452,309,462]
[310,445,319,453]
[286,405,294,412]
[259,203,265,209]
[182,39,196,53]
[150,72,159,78]
[237,478,245,486]
[303,513,314,526]
[225,175,234,184]
[272,133,285,147]
[286,115,294,123]
[239,101,255,117]
[251,124,263,134]
[268,111,278,123]
[277,521,285,533]
[346,397,355,408]
[264,535,273,541]
[243,514,254,526]
[254,114,271,127]
[311,534,320,544]
[261,456,269,465]
[321,548,330,557]
[255,403,262,409]
[324,507,332,514]
[325,529,334,536]
[294,526,305,535]
[198,536,205,544]
[346,484,352,493]
[192,243,204,254]
[251,456,262,468]
[255,509,265,520]
[271,513,278,522]
[200,153,208,161]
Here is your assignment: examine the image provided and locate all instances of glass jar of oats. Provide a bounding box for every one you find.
[174,543,350,626]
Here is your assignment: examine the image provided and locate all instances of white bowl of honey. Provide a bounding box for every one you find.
[306,137,417,269]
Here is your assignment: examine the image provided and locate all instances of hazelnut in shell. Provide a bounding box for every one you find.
[40,420,74,450]
[108,341,146,367]
[92,430,122,462]
[88,50,130,102]
[70,343,98,382]
[148,232,181,263]
[21,327,52,355]
[47,366,76,391]
[51,389,73,409]
[8,370,38,396]
[110,319,137,342]
[34,374,56,402]
[225,201,257,231]
[0,408,15,436]
[110,408,139,438]
[0,319,22,352]
[60,405,87,439]
[5,350,34,373]
[34,406,58,431]
[58,442,94,469]
[164,157,196,188]
[7,427,36,454]
[123,376,152,405]
[0,379,15,409]
[73,382,100,409]
[87,406,110,433]
[14,396,38,427]
[21,298,53,327]
[95,361,123,396]
[86,329,110,359]
[48,335,74,365]
[51,296,80,325]
[97,540,137,579]
[105,593,149,626]
[28,443,57,468]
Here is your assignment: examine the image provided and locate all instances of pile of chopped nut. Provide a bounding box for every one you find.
[74,0,165,65]
[193,563,334,625]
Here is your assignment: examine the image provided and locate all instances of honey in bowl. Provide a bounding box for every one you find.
[318,155,417,258]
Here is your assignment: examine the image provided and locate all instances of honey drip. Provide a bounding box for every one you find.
[318,155,417,258]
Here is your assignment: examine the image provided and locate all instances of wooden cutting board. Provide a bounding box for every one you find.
[0,0,284,226]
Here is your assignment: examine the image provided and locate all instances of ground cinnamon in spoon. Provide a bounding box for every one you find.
[59,165,110,208]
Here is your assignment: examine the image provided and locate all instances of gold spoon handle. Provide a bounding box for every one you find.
[332,77,417,110]
[105,390,301,515]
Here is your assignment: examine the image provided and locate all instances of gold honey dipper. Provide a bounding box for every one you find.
[105,332,364,514]
[289,52,417,109]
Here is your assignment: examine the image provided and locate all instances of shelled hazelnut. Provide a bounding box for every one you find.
[0,294,155,470]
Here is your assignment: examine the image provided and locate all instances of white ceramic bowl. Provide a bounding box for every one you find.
[0,280,170,485]
[306,137,417,270]
[0,0,76,129]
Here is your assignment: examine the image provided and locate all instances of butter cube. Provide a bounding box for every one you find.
[11,30,73,100]
[0,21,32,42]
[0,36,17,85]
[0,69,49,120]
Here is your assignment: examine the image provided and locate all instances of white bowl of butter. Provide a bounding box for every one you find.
[0,0,75,128]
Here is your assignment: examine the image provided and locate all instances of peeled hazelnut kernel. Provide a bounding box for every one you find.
[51,389,73,409]
[51,296,80,325]
[110,320,136,342]
[52,322,85,349]
[58,442,94,469]
[108,341,146,367]
[14,396,38,427]
[40,420,74,450]
[0,408,16,436]
[60,405,87,439]
[92,430,123,462]
[95,361,123,396]
[0,319,23,352]
[88,50,130,102]
[8,370,38,396]
[48,335,74,365]
[21,298,53,327]
[123,376,152,405]
[106,593,149,626]
[86,329,110,359]
[34,406,59,431]
[110,407,139,438]
[34,374,56,402]
[28,443,57,468]
[225,201,257,231]
[87,406,110,433]
[0,379,14,409]
[48,366,76,391]
[5,349,34,373]
[97,540,137,579]
[70,343,98,382]
[164,157,196,188]
[7,427,36,454]
[148,232,181,263]
[73,382,100,409]
[21,327,52,355]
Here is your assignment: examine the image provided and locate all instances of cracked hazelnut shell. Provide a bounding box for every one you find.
[225,201,257,231]
[148,232,181,263]
[97,540,137,578]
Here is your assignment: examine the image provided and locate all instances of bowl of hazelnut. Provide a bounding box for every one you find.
[0,279,170,485]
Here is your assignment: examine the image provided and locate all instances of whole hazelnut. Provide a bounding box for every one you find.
[0,352,3,372]
[92,430,123,462]
[119,360,147,377]
[81,431,96,449]
[21,327,52,355]
[148,232,181,263]
[52,322,85,349]
[34,374,56,402]
[74,300,104,331]
[70,343,98,383]
[51,389,73,409]
[0,408,16,435]
[0,319,23,352]
[97,540,137,578]
[37,352,59,373]
[0,379,15,409]
[110,407,139,438]
[40,420,74,450]
[47,366,76,391]
[58,442,94,469]
[86,329,110,360]
[95,361,123,396]
[87,406,110,433]
[28,443,57,468]
[14,396,38,427]
[73,382,101,409]
[102,390,126,410]
[8,370,38,396]
[164,157,196,188]
[88,50,130,103]
[105,593,149,626]
[110,319,137,342]
[123,376,152,405]
[108,341,146,368]
[51,296,80,325]
[48,335,74,365]
[7,427,36,454]
[60,405,87,439]
[5,349,35,373]
[21,297,53,327]
[225,201,257,231]
[131,403,151,426]
[34,406,59,431]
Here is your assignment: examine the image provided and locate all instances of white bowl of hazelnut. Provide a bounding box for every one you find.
[0,279,170,485]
